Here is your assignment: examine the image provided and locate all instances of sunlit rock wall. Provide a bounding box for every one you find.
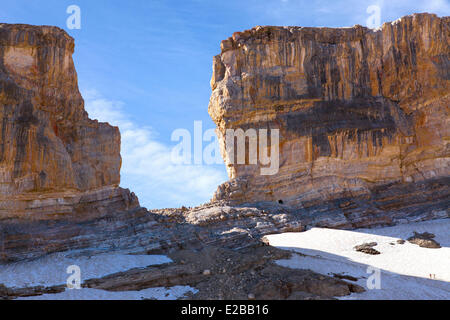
[209,13,449,207]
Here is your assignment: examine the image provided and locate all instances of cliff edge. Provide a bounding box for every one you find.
[210,13,449,213]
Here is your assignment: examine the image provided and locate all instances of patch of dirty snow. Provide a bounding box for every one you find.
[266,219,450,300]
[18,286,197,300]
[0,252,171,289]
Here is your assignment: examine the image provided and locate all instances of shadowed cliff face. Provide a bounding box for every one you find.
[209,13,450,205]
[0,24,140,224]
[0,24,120,196]
[0,23,141,260]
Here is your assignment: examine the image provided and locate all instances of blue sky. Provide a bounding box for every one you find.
[1,0,449,208]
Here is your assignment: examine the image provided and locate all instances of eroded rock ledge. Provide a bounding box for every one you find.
[209,13,449,211]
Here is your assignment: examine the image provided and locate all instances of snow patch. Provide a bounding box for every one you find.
[0,252,171,289]
[18,286,197,300]
[266,219,450,299]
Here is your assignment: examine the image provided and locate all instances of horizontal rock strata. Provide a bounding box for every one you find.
[0,24,139,261]
[0,24,121,196]
[209,13,450,215]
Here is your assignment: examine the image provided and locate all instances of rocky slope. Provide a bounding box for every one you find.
[209,13,449,213]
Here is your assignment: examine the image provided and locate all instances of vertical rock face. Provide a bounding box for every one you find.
[209,13,450,207]
[0,23,138,221]
[0,24,141,260]
[0,24,120,198]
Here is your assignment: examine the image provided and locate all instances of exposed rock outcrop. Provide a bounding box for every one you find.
[407,231,441,248]
[209,13,449,215]
[354,242,380,255]
[0,24,121,196]
[0,24,141,261]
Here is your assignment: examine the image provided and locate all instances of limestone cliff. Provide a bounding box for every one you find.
[0,24,121,195]
[0,24,140,260]
[0,23,139,221]
[209,13,450,209]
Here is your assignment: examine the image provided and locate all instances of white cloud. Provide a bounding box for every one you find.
[82,89,228,209]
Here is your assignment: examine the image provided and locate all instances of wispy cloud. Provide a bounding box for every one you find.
[82,89,227,209]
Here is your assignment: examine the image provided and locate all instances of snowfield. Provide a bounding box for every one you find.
[1,219,448,300]
[0,251,197,300]
[18,286,197,300]
[0,252,172,288]
[265,219,450,299]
